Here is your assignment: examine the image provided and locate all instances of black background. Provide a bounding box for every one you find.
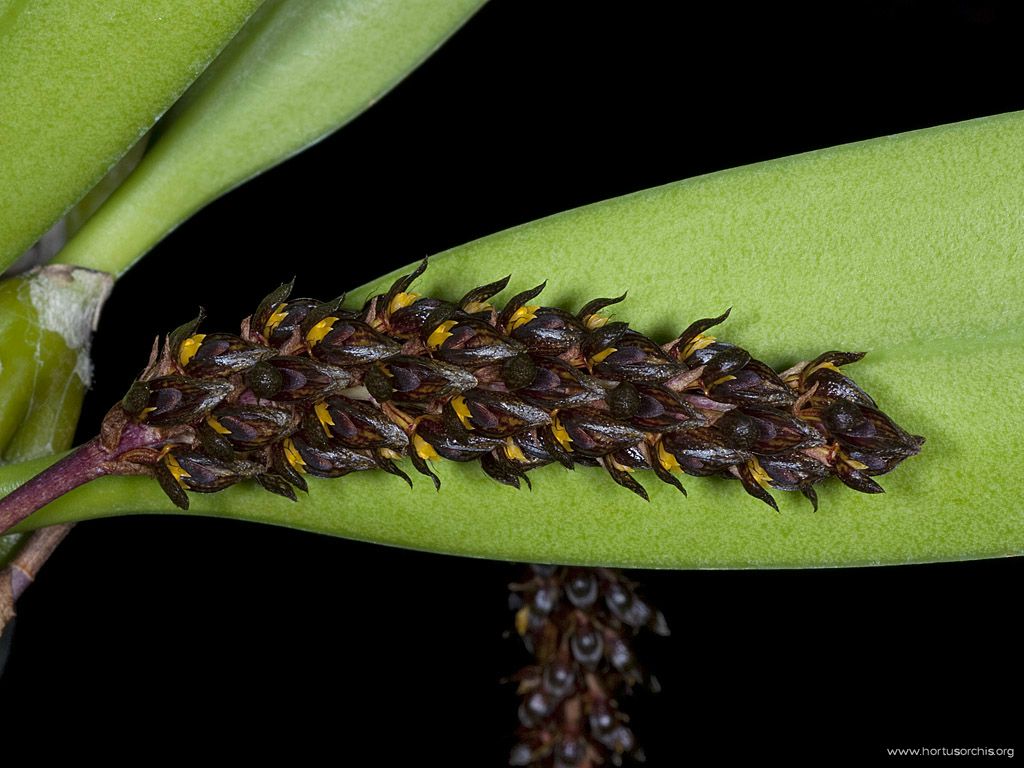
[3,1,1021,762]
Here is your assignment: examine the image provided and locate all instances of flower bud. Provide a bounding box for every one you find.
[586,328,685,383]
[313,396,409,451]
[550,408,647,459]
[171,451,262,493]
[457,274,510,316]
[366,355,477,411]
[660,427,751,476]
[127,375,233,427]
[508,306,586,357]
[426,317,525,369]
[479,448,535,489]
[719,406,825,454]
[665,308,732,362]
[280,434,378,479]
[825,402,924,462]
[251,356,351,402]
[613,382,705,432]
[207,404,297,450]
[444,389,550,438]
[705,358,795,407]
[497,281,547,334]
[570,625,604,668]
[305,317,401,366]
[516,358,604,410]
[252,280,321,348]
[177,332,276,377]
[413,415,503,462]
[600,444,652,500]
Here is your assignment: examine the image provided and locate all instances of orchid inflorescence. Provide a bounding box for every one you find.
[86,258,922,512]
[509,565,669,767]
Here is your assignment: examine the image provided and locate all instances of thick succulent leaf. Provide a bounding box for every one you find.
[5,113,1024,567]
[53,0,486,276]
[0,266,112,569]
[0,0,263,271]
[0,268,112,461]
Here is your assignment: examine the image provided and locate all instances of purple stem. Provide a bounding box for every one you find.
[0,439,109,534]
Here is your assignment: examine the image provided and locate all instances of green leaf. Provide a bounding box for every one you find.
[0,0,264,272]
[5,112,1023,567]
[0,267,110,458]
[0,265,112,568]
[53,0,486,277]
[0,268,112,462]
